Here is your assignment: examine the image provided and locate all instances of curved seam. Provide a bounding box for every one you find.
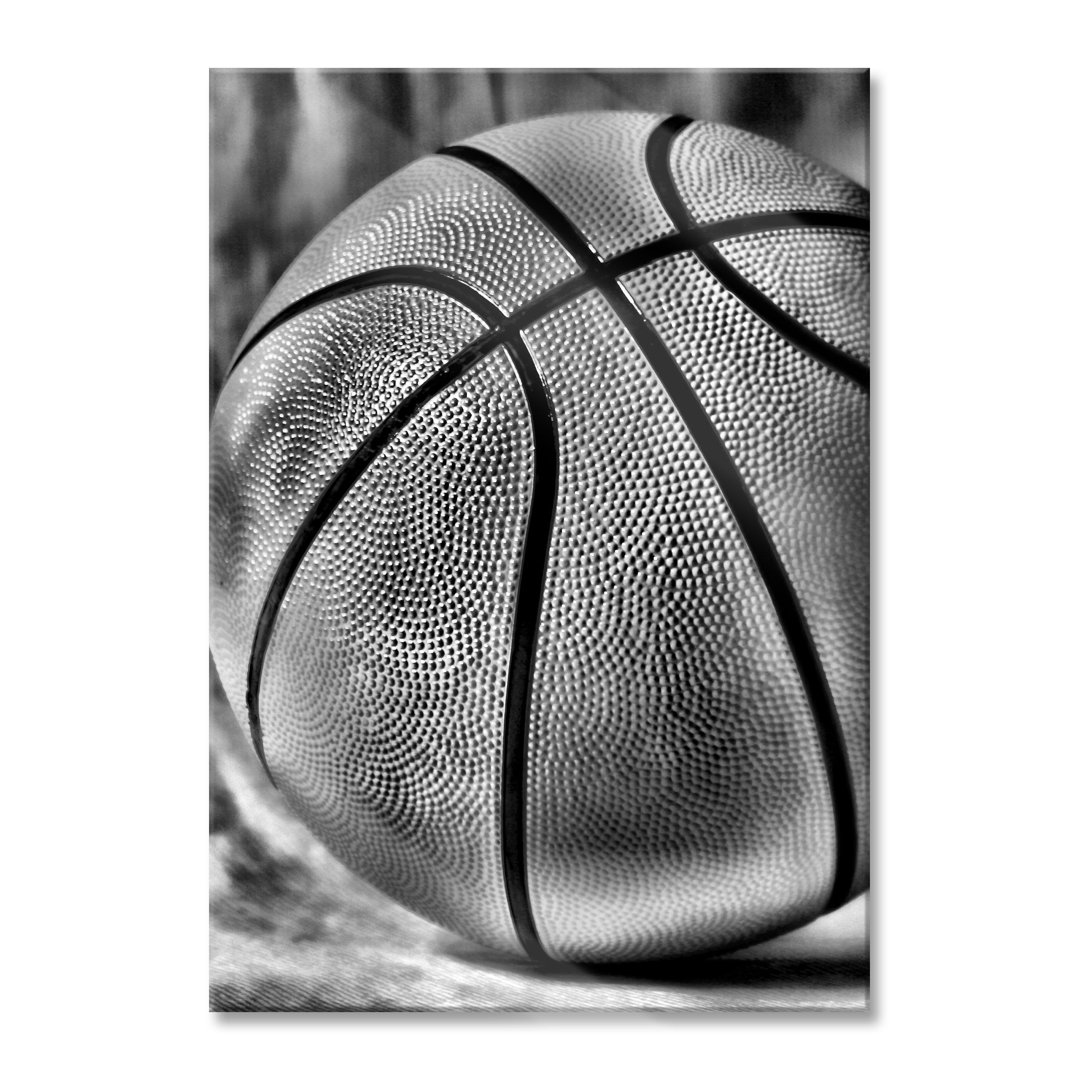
[693,243,870,389]
[241,270,557,962]
[232,129,867,937]
[645,114,861,911]
[598,280,860,913]
[445,122,860,913]
[245,328,501,781]
[221,217,869,391]
[647,114,869,391]
[498,336,559,964]
[227,266,506,378]
[245,275,511,759]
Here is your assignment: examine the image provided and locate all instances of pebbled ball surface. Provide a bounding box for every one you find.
[237,156,578,355]
[715,229,870,365]
[521,292,834,963]
[622,252,870,891]
[260,352,531,955]
[669,122,869,222]
[463,112,677,260]
[211,286,487,725]
[210,111,870,964]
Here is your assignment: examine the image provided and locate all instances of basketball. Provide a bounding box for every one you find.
[209,111,869,965]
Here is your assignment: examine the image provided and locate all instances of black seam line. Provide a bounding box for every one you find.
[648,115,869,392]
[226,266,506,379]
[240,264,558,964]
[222,214,868,390]
[499,341,559,966]
[228,145,872,937]
[696,243,869,390]
[602,212,869,278]
[244,331,499,783]
[246,272,501,772]
[646,114,860,911]
[439,145,601,264]
[444,124,860,913]
[603,280,859,914]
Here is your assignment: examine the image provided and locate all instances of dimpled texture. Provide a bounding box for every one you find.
[670,122,869,223]
[210,287,485,730]
[258,352,531,955]
[521,293,834,963]
[237,156,578,354]
[622,252,869,893]
[211,112,871,965]
[463,112,676,260]
[716,230,870,365]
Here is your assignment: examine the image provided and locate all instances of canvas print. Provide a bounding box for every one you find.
[209,68,870,1011]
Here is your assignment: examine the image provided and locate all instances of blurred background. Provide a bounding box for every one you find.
[209,69,870,1011]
